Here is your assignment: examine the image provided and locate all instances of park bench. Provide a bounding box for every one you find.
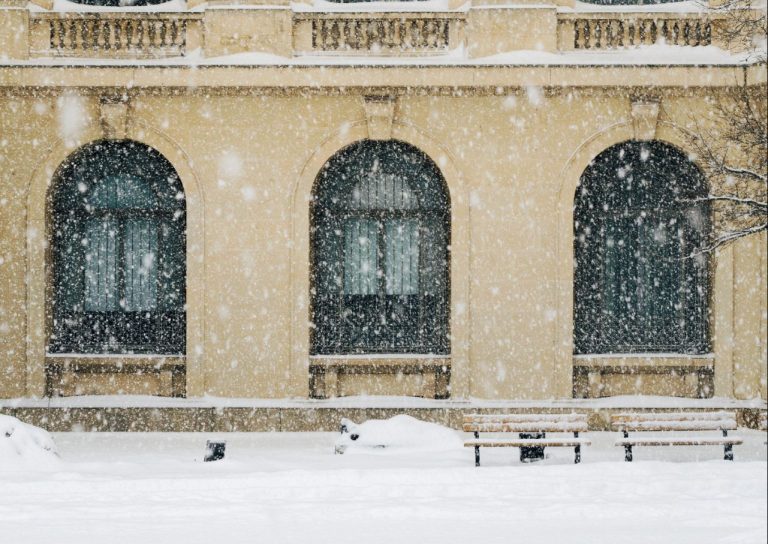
[611,411,743,462]
[463,413,591,466]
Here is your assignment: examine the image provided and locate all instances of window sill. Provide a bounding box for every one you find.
[574,353,714,369]
[45,353,185,371]
[309,354,450,369]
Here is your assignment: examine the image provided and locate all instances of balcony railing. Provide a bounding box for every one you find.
[294,13,465,55]
[30,13,202,59]
[15,6,727,59]
[558,13,715,50]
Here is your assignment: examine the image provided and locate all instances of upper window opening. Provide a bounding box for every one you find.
[311,140,450,355]
[574,140,710,355]
[49,140,186,355]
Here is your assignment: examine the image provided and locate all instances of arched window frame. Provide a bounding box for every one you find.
[574,140,711,355]
[48,140,186,355]
[310,140,451,355]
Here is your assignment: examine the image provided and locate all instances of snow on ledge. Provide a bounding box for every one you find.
[566,0,710,13]
[42,0,189,11]
[2,44,752,67]
[293,0,461,13]
[0,394,765,410]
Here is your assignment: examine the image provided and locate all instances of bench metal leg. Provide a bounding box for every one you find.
[574,431,581,464]
[474,431,480,467]
[723,430,734,461]
[623,431,633,462]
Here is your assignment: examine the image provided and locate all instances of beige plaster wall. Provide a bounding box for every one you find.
[0,87,766,400]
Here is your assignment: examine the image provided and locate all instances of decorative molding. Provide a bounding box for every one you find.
[99,97,129,140]
[362,95,396,140]
[630,100,660,141]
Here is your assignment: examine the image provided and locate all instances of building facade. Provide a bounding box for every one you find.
[0,0,766,403]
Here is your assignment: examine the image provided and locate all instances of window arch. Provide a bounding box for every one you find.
[574,140,710,354]
[49,140,186,354]
[311,140,450,355]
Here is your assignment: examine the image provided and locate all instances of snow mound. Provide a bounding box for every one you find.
[335,414,462,454]
[0,415,60,468]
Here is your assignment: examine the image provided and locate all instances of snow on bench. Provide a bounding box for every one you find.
[463,413,591,466]
[611,411,743,462]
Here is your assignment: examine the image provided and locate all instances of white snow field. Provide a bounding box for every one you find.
[0,421,765,544]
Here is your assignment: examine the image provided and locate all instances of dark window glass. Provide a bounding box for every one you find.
[574,140,710,354]
[65,0,172,6]
[49,140,186,355]
[311,140,450,355]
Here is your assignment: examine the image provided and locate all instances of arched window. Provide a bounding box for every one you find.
[311,140,450,355]
[574,140,710,354]
[49,141,186,354]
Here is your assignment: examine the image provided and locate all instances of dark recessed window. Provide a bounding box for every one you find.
[64,0,173,6]
[49,140,186,355]
[574,140,710,355]
[311,140,450,355]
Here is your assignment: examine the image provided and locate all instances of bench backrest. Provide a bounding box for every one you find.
[611,411,738,432]
[463,413,589,433]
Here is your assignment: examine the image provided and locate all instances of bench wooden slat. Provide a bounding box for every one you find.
[464,414,587,424]
[612,411,735,421]
[463,422,589,433]
[611,410,734,421]
[616,437,743,447]
[465,438,592,448]
[611,411,737,432]
[612,422,737,432]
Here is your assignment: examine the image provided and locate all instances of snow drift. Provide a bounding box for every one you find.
[0,415,60,467]
[334,414,462,454]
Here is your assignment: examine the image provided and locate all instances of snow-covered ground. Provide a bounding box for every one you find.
[1,427,766,544]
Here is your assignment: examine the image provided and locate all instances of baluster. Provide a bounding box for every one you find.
[74,20,85,51]
[311,20,319,49]
[168,20,176,49]
[691,21,701,46]
[321,20,330,50]
[353,20,364,50]
[650,20,657,45]
[108,21,118,51]
[573,20,582,49]
[621,20,630,48]
[424,21,437,49]
[672,21,680,45]
[627,21,635,47]
[702,21,711,45]
[141,20,151,53]
[401,20,411,50]
[119,19,131,51]
[77,20,87,51]
[397,19,406,49]
[584,20,591,49]
[437,20,448,49]
[49,21,57,50]
[339,21,348,50]
[593,20,602,49]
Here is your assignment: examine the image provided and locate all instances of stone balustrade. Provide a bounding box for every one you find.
[0,2,739,60]
[30,13,203,58]
[294,13,464,55]
[558,14,716,51]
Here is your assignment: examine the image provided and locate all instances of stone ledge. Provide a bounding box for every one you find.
[1,405,764,432]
